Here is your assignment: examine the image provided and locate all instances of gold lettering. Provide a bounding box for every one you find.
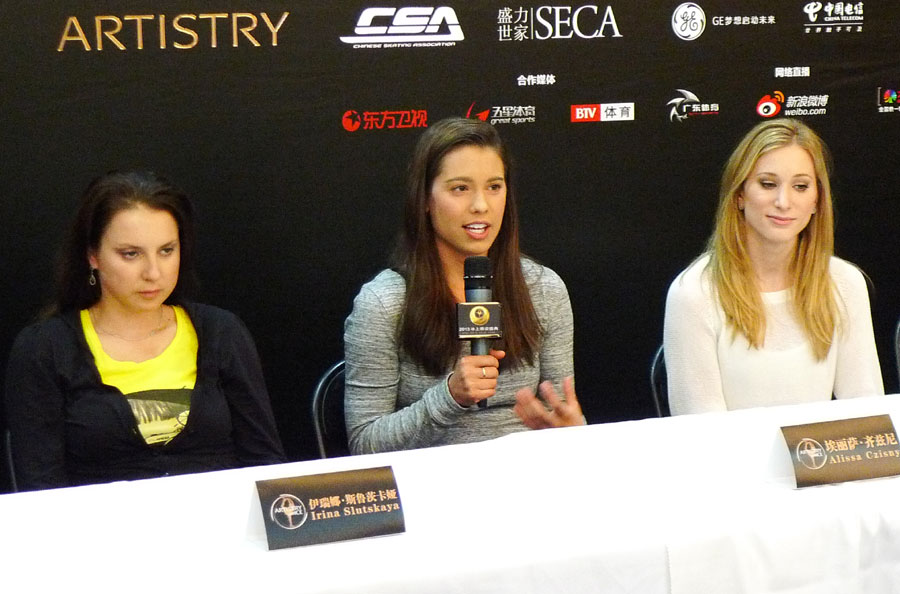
[173,14,198,49]
[95,16,125,51]
[199,13,228,48]
[58,16,91,51]
[60,12,288,53]
[232,13,260,47]
[123,15,152,50]
[260,12,290,46]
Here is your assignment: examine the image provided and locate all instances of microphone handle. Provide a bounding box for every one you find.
[471,339,490,356]
[465,287,492,408]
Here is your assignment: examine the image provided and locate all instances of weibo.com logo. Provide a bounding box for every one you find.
[340,6,464,44]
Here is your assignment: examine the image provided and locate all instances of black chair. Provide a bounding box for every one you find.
[895,317,900,390]
[650,345,670,417]
[311,360,349,459]
[4,428,17,493]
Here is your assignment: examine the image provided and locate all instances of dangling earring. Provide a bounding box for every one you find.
[89,268,97,286]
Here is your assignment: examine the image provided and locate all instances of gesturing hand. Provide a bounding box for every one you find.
[514,377,584,429]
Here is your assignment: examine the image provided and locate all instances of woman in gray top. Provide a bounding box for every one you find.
[344,117,583,454]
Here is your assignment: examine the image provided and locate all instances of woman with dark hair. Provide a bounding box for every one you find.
[344,117,583,454]
[664,118,883,414]
[5,171,285,490]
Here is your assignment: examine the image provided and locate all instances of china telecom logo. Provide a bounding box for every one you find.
[757,91,784,117]
[672,3,706,40]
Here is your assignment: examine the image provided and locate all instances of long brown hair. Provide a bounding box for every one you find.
[707,118,837,359]
[393,117,541,374]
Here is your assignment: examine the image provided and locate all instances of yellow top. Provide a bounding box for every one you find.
[81,306,199,445]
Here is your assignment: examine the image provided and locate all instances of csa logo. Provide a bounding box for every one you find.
[340,6,464,46]
[270,494,308,530]
[672,2,706,40]
[757,91,784,117]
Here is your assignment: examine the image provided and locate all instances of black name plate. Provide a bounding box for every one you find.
[781,414,900,488]
[256,466,405,550]
[457,302,502,339]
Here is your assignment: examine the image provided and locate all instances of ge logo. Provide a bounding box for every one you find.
[469,306,490,326]
[796,438,827,470]
[672,3,706,41]
[757,92,784,117]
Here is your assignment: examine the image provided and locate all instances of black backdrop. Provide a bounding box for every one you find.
[2,1,899,494]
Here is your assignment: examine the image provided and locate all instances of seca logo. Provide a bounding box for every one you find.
[340,6,464,43]
[571,104,601,121]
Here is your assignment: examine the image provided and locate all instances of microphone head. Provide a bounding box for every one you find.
[464,256,492,291]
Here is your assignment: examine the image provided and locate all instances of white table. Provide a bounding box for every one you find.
[2,395,900,593]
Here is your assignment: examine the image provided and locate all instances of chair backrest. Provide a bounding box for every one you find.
[311,360,349,459]
[650,345,670,417]
[895,317,900,390]
[4,428,18,493]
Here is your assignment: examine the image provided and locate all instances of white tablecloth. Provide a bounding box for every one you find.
[2,395,899,593]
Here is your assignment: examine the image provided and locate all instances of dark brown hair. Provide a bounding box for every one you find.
[393,117,541,374]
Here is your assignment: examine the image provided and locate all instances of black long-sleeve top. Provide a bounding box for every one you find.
[5,302,286,491]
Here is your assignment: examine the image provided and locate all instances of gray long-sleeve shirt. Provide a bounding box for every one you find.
[344,258,574,454]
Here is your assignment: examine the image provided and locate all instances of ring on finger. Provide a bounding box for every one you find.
[481,367,487,378]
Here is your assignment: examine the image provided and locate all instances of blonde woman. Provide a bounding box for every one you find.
[663,118,883,414]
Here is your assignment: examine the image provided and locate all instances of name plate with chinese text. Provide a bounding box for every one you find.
[457,302,502,339]
[256,466,404,550]
[781,414,900,488]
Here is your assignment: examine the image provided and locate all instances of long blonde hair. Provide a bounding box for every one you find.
[707,118,836,360]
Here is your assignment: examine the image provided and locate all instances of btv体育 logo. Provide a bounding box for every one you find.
[571,103,634,122]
